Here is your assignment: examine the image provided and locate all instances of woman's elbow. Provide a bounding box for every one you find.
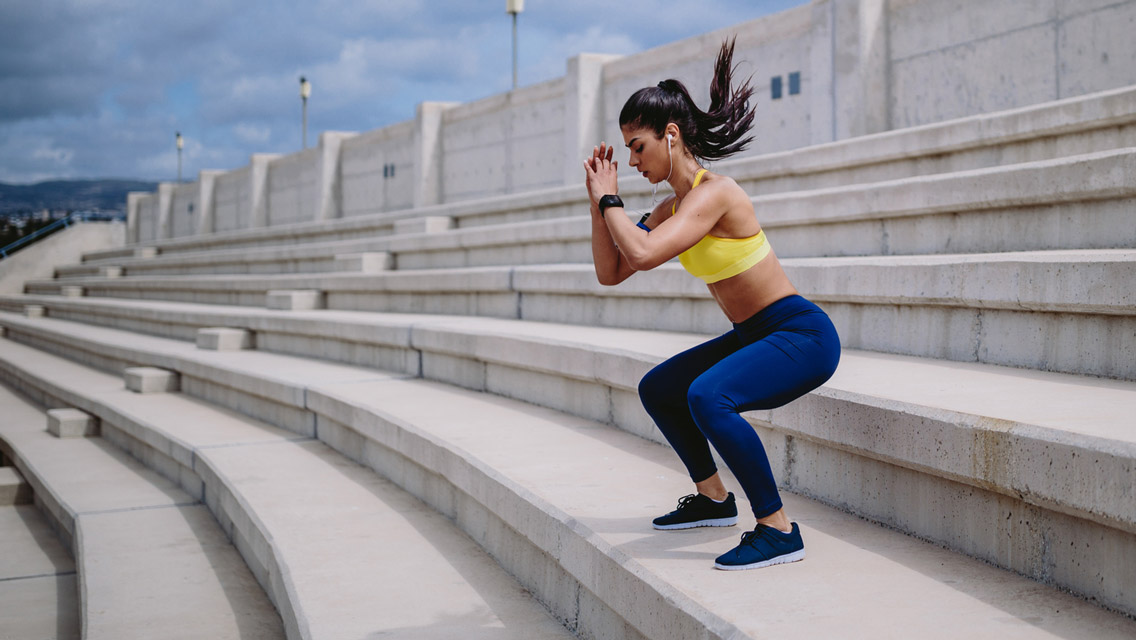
[625,251,661,272]
[595,271,623,286]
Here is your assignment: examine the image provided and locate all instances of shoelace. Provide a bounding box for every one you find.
[739,527,770,547]
[673,494,699,510]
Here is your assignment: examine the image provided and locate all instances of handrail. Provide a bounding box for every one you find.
[0,212,124,259]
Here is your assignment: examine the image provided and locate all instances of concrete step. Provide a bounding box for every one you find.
[0,340,575,640]
[0,382,283,639]
[18,247,1136,379]
[84,85,1136,264]
[77,146,1136,279]
[0,319,1132,638]
[384,147,1136,268]
[0,464,31,505]
[0,304,1132,619]
[725,84,1136,198]
[0,503,79,639]
[58,236,393,279]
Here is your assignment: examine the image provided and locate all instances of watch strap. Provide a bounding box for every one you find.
[598,194,624,216]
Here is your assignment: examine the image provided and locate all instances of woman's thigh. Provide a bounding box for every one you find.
[638,330,740,405]
[689,323,840,417]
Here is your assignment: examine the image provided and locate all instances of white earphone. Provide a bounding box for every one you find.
[658,133,675,198]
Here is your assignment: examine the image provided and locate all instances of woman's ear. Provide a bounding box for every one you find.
[664,123,681,145]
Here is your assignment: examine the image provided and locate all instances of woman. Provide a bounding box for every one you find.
[582,39,840,570]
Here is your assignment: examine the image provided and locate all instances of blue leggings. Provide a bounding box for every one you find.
[638,295,840,519]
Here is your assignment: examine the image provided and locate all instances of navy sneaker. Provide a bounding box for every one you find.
[652,493,738,530]
[714,522,805,570]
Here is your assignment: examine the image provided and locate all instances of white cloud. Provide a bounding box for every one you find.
[0,0,806,183]
[234,123,272,144]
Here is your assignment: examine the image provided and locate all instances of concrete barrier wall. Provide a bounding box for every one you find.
[888,0,1136,129]
[267,147,321,228]
[213,166,251,233]
[135,193,158,243]
[128,0,1136,242]
[169,183,198,239]
[602,3,829,156]
[442,77,567,202]
[340,121,416,218]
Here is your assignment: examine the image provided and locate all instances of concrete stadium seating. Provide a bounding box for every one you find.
[2,84,1135,639]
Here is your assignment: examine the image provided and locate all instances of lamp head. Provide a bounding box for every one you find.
[299,76,311,99]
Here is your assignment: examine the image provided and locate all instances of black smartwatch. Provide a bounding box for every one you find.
[598,194,624,217]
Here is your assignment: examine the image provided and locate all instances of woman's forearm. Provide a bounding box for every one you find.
[602,206,656,271]
[590,205,633,285]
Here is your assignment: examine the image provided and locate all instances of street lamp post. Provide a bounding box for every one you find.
[299,76,311,150]
[176,132,183,182]
[506,0,524,90]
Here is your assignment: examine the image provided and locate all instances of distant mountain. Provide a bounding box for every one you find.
[0,179,158,214]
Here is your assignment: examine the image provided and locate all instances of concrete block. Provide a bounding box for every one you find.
[124,367,180,394]
[334,252,392,273]
[394,216,453,235]
[99,266,123,278]
[23,305,45,318]
[46,407,100,438]
[0,467,33,505]
[266,290,324,311]
[196,327,254,351]
[59,286,84,298]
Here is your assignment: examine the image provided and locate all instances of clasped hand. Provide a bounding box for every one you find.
[583,142,619,209]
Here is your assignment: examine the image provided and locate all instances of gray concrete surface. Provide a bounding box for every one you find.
[0,306,1133,623]
[46,408,98,438]
[0,504,79,640]
[0,222,124,295]
[1,326,1133,638]
[21,245,1133,379]
[0,382,283,640]
[0,340,578,640]
[0,465,31,505]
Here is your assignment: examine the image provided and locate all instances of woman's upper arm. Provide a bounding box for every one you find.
[638,197,674,231]
[626,187,726,270]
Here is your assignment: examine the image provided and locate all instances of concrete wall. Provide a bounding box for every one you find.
[266,148,320,228]
[213,166,251,233]
[0,222,125,294]
[340,121,416,218]
[442,77,567,201]
[887,0,1136,129]
[134,193,158,244]
[127,0,1136,242]
[169,183,199,239]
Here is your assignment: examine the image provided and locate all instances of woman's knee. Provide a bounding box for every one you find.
[638,361,676,411]
[686,376,732,428]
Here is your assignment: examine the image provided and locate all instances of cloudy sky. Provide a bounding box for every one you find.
[0,0,804,185]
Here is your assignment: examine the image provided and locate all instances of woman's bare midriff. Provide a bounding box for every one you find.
[707,250,798,324]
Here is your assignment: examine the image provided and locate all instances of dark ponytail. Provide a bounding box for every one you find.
[618,37,756,162]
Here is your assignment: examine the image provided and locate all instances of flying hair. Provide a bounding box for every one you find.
[618,37,756,162]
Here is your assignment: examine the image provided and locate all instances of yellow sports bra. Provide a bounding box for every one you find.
[676,169,771,284]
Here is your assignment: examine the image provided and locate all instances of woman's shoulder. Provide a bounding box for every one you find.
[696,172,750,206]
[700,171,743,193]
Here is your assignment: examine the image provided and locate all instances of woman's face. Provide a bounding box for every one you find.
[621,126,668,184]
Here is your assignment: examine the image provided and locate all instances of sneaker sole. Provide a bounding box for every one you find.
[653,516,738,530]
[713,548,805,571]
